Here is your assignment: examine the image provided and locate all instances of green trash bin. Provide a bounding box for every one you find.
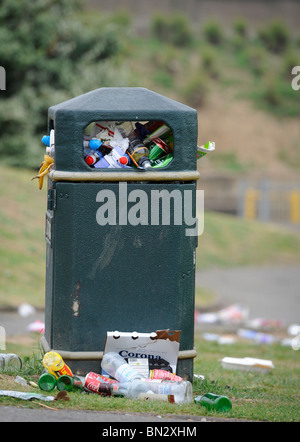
[41,87,200,381]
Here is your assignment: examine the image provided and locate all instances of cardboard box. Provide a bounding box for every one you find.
[103,330,181,375]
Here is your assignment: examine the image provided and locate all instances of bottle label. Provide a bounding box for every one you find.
[115,363,140,383]
[150,369,183,382]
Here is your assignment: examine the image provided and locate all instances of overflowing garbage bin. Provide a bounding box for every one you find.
[40,87,200,382]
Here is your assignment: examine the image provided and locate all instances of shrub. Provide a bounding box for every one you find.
[258,19,289,53]
[0,0,123,168]
[202,20,223,45]
[183,73,209,108]
[151,14,192,47]
[233,18,248,38]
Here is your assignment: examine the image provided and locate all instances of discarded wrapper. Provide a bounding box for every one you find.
[0,390,55,402]
[221,357,274,373]
[102,330,181,376]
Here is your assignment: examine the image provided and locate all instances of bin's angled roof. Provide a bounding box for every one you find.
[48,87,196,121]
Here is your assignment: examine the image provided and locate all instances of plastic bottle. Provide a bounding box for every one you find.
[83,138,102,150]
[101,352,145,383]
[194,393,232,412]
[38,372,57,392]
[100,379,193,404]
[41,129,55,157]
[43,351,73,380]
[0,353,22,370]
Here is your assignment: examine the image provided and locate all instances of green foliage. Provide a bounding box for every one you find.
[258,19,290,53]
[183,73,209,108]
[233,18,248,39]
[202,20,223,45]
[0,0,124,168]
[151,13,192,47]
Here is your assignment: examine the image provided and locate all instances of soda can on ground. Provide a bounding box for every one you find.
[84,372,117,395]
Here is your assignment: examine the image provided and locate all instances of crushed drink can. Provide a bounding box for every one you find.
[84,372,117,395]
[149,369,183,382]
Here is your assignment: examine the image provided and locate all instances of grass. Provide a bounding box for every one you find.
[0,165,47,309]
[0,334,299,422]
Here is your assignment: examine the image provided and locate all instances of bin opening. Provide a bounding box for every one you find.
[83,120,174,170]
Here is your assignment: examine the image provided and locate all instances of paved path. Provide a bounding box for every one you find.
[196,265,300,325]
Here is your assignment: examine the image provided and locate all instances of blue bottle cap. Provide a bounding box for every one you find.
[89,139,102,150]
[42,135,50,147]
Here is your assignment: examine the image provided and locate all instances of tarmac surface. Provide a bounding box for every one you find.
[196,265,300,325]
[0,264,299,422]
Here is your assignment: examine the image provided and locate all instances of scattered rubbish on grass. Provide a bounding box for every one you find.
[0,390,69,402]
[14,375,38,389]
[193,374,205,383]
[287,324,300,336]
[195,304,249,325]
[18,303,36,318]
[27,320,45,333]
[202,333,238,344]
[221,357,274,373]
[237,328,277,344]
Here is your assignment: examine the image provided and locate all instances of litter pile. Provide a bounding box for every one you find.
[33,120,215,189]
[195,303,299,347]
[0,329,231,413]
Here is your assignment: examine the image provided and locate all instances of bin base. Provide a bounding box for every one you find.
[40,336,196,383]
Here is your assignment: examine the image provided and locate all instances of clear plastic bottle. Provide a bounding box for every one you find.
[0,353,22,370]
[100,379,193,404]
[101,352,145,383]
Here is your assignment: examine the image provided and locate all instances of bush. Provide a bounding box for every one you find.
[183,73,209,108]
[258,19,289,53]
[151,13,192,47]
[247,46,266,76]
[233,18,248,38]
[202,20,223,45]
[0,0,124,168]
[201,47,219,79]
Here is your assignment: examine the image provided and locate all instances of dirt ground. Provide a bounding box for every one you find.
[197,91,300,180]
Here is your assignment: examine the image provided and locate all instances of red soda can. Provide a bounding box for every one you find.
[84,372,117,395]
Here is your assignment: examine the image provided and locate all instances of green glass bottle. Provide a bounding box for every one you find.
[194,393,232,412]
[57,375,84,392]
[38,373,57,392]
[57,375,74,392]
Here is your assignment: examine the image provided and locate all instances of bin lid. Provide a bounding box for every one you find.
[48,87,198,174]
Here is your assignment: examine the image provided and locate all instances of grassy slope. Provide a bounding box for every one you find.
[0,166,47,309]
[0,164,300,309]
